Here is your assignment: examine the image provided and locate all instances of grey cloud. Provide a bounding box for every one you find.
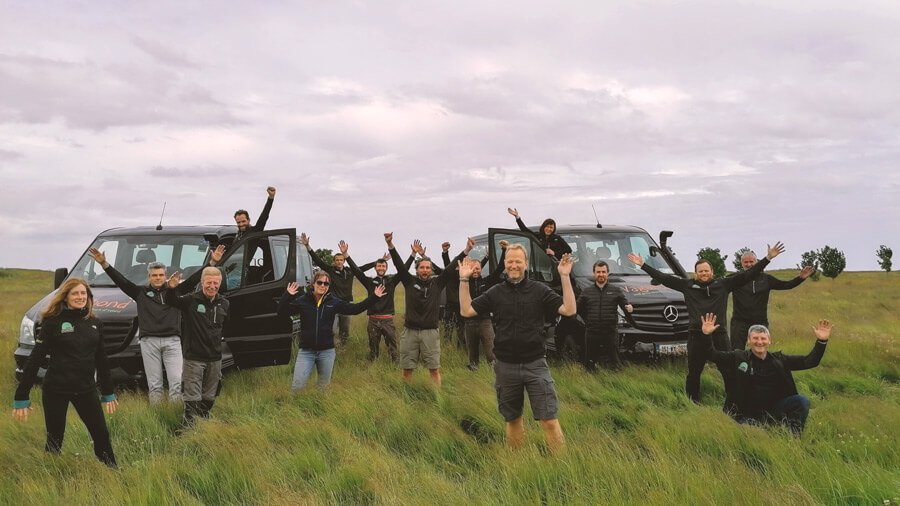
[132,36,200,69]
[148,166,246,178]
[0,149,23,161]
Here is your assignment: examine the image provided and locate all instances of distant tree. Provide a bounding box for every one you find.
[315,248,334,266]
[732,247,752,271]
[876,245,892,273]
[696,247,728,278]
[798,250,821,281]
[817,246,846,280]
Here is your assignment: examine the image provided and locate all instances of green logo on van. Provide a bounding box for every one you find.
[61,322,74,333]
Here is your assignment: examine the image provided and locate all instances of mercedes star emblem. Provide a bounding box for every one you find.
[663,305,679,322]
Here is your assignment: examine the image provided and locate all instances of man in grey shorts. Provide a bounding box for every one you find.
[459,244,576,453]
[386,232,469,386]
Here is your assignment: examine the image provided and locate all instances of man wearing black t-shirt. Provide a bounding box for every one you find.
[459,244,576,454]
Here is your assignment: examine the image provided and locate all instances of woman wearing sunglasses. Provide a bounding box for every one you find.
[278,271,386,391]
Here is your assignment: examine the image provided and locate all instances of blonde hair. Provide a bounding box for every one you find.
[43,278,94,319]
[505,243,529,262]
[201,266,223,280]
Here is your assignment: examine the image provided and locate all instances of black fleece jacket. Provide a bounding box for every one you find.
[390,247,466,329]
[730,272,806,324]
[307,248,356,301]
[515,217,572,260]
[706,339,827,417]
[347,254,414,316]
[103,263,204,337]
[16,308,115,404]
[166,292,229,361]
[641,257,770,331]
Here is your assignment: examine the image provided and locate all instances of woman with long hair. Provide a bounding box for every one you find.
[507,207,572,261]
[278,270,385,391]
[13,278,119,468]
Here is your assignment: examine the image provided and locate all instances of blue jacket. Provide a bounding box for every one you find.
[278,291,376,350]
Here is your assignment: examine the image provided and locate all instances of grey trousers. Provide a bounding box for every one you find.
[140,336,183,404]
[182,359,222,402]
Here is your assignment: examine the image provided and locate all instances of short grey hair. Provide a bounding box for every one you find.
[506,243,528,262]
[747,324,770,338]
[147,262,167,273]
[740,250,757,261]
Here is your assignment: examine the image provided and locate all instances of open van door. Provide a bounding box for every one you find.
[217,228,296,369]
[487,228,560,286]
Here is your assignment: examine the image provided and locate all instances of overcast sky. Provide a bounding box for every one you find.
[1,1,898,273]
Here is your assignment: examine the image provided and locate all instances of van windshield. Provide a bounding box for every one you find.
[71,235,211,287]
[558,231,676,277]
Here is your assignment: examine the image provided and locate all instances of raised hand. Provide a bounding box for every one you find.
[499,239,509,249]
[373,284,387,297]
[441,241,450,252]
[299,233,310,247]
[88,247,108,266]
[799,265,816,279]
[287,282,301,295]
[627,253,644,267]
[103,399,119,415]
[458,258,478,279]
[338,240,349,256]
[558,253,574,276]
[701,313,720,335]
[813,319,833,341]
[766,241,785,260]
[267,186,276,198]
[412,239,425,256]
[210,244,226,266]
[384,232,393,245]
[465,237,475,254]
[507,207,519,218]
[167,272,183,289]
[382,252,390,262]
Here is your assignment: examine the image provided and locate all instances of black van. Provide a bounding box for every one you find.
[470,225,690,361]
[15,225,313,379]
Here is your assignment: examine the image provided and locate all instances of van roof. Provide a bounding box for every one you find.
[96,225,239,238]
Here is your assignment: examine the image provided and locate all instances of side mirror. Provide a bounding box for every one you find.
[649,246,659,257]
[54,268,69,289]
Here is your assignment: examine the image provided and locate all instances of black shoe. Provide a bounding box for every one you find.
[467,363,478,371]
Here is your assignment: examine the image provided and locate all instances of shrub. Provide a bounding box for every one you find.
[818,245,846,280]
[876,245,892,273]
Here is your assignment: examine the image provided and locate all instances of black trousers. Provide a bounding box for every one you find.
[584,326,622,369]
[686,329,733,405]
[42,389,116,467]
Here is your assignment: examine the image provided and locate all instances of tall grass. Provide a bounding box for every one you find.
[0,269,897,505]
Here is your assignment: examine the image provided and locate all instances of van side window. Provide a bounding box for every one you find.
[225,233,292,290]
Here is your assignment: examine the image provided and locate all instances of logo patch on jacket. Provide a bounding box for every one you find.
[197,304,207,314]
[146,291,155,297]
[738,362,749,373]
[61,322,74,333]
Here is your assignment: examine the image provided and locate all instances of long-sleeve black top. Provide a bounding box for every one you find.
[706,339,827,417]
[641,257,770,331]
[166,292,230,361]
[15,308,116,406]
[346,254,414,316]
[730,272,807,325]
[235,195,274,241]
[389,246,465,329]
[515,217,572,260]
[307,248,355,301]
[103,263,204,337]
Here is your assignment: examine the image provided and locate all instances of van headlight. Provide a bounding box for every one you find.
[20,316,35,345]
[617,307,628,325]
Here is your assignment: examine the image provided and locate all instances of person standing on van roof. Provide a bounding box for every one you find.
[385,232,469,387]
[277,272,385,391]
[458,246,576,454]
[729,251,816,350]
[13,278,119,468]
[626,242,785,405]
[346,250,414,362]
[165,267,229,430]
[577,260,634,371]
[700,313,831,435]
[233,186,276,240]
[507,207,572,261]
[300,234,357,346]
[88,245,224,405]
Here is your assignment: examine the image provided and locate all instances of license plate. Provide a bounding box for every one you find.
[656,343,688,356]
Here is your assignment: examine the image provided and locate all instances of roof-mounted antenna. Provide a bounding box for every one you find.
[156,202,167,231]
[591,203,603,229]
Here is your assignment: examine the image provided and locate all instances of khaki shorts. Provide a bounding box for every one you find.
[399,328,441,370]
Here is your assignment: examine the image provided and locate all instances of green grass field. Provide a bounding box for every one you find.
[0,268,897,505]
